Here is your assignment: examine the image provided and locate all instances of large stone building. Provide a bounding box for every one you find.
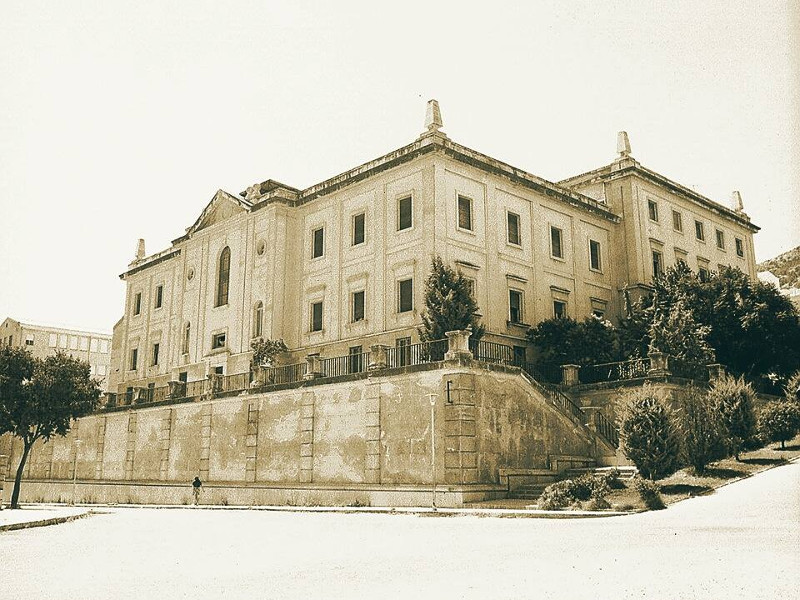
[108,101,758,395]
[0,317,112,391]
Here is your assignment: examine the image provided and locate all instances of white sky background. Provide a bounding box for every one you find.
[1,1,798,333]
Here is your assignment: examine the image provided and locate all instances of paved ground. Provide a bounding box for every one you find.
[1,463,798,599]
[0,505,90,531]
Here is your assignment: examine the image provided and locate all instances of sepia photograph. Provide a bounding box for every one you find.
[1,2,798,598]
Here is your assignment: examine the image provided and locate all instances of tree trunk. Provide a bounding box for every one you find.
[781,440,785,450]
[10,441,32,509]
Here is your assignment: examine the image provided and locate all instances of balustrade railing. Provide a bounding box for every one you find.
[319,352,370,378]
[264,362,307,385]
[470,339,520,366]
[219,372,251,394]
[385,339,447,368]
[579,358,651,384]
[185,379,206,398]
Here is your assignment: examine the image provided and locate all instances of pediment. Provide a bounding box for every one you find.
[187,190,251,235]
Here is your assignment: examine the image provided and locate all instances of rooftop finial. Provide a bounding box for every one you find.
[617,131,631,158]
[425,99,443,133]
[731,191,744,213]
[136,238,146,261]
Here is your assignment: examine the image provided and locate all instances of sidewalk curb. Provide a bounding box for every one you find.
[0,510,95,533]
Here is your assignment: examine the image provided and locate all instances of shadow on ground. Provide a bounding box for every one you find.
[703,467,747,479]
[740,458,787,466]
[659,484,713,496]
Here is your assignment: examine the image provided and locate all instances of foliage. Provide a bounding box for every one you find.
[527,315,622,378]
[419,256,484,343]
[618,385,682,480]
[0,347,101,508]
[757,401,800,450]
[250,338,288,367]
[707,375,757,460]
[678,386,724,474]
[537,473,611,510]
[784,371,800,405]
[632,476,666,510]
[648,298,715,379]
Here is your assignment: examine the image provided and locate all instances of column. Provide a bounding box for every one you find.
[444,374,478,485]
[364,382,382,483]
[299,391,315,483]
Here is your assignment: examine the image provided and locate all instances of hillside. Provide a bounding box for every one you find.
[758,245,800,289]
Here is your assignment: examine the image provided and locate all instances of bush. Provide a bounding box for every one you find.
[785,371,800,405]
[537,473,611,510]
[679,386,724,474]
[618,385,682,480]
[708,375,757,460]
[633,477,666,510]
[758,401,800,450]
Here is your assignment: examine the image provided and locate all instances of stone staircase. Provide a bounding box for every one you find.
[505,465,639,502]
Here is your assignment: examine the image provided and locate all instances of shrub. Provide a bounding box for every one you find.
[679,386,724,474]
[758,401,800,450]
[250,338,288,367]
[618,385,682,480]
[785,371,800,405]
[708,375,757,460]
[633,477,666,510]
[537,474,611,510]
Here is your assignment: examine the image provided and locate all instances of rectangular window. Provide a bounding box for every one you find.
[214,366,224,376]
[211,332,226,349]
[735,237,744,258]
[178,371,188,383]
[152,343,160,366]
[79,336,88,351]
[58,334,67,348]
[90,338,98,353]
[48,333,57,348]
[648,200,659,222]
[352,213,365,246]
[550,226,563,259]
[25,335,34,346]
[97,364,107,376]
[592,309,605,319]
[69,336,78,350]
[457,195,473,231]
[463,277,476,299]
[589,240,602,271]
[398,196,413,231]
[129,348,138,371]
[311,301,323,332]
[99,339,109,354]
[312,227,324,259]
[509,290,523,324]
[155,284,163,309]
[553,300,567,319]
[348,345,363,374]
[352,290,365,323]
[695,220,705,241]
[672,210,683,232]
[396,337,412,367]
[133,292,142,315]
[652,249,664,278]
[507,212,521,246]
[699,267,710,282]
[398,278,413,313]
[715,229,725,250]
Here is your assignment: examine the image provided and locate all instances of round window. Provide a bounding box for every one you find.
[256,240,266,256]
[187,267,195,281]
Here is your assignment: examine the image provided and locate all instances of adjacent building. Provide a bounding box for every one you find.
[0,317,112,391]
[108,101,759,395]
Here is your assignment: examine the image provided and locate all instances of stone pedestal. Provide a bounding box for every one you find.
[304,354,322,380]
[648,351,670,376]
[444,330,472,362]
[707,363,726,380]
[368,344,390,371]
[167,380,186,399]
[561,364,580,387]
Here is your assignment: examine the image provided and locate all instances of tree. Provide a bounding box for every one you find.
[0,348,101,508]
[250,338,288,367]
[784,371,800,405]
[419,256,484,343]
[648,298,715,379]
[618,385,682,480]
[707,375,756,460]
[678,386,724,474]
[757,401,800,450]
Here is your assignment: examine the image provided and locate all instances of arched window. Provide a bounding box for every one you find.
[253,301,263,338]
[182,322,190,355]
[216,247,230,307]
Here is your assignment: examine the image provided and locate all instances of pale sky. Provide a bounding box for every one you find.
[1,1,798,333]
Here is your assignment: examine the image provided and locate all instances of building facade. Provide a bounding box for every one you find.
[0,317,112,391]
[108,101,759,395]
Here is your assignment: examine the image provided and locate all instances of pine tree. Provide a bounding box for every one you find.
[419,256,484,343]
[648,297,715,379]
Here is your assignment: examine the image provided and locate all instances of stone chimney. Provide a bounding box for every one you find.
[135,238,146,261]
[617,131,632,158]
[425,99,443,133]
[731,190,744,213]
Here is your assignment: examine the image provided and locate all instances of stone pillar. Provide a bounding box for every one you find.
[561,364,580,387]
[124,412,137,481]
[364,382,382,483]
[444,330,472,362]
[444,374,478,485]
[95,417,106,480]
[209,373,223,395]
[303,354,322,380]
[199,404,212,481]
[245,401,259,483]
[159,409,173,481]
[133,387,148,405]
[648,351,670,376]
[167,380,186,399]
[707,363,726,380]
[368,344,390,371]
[299,392,315,483]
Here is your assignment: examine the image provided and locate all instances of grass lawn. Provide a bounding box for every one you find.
[607,433,800,512]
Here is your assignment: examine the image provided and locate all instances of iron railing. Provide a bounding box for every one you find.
[319,352,370,378]
[593,411,619,448]
[470,339,519,365]
[185,379,206,398]
[218,372,251,394]
[385,339,448,368]
[263,362,307,385]
[579,358,651,384]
